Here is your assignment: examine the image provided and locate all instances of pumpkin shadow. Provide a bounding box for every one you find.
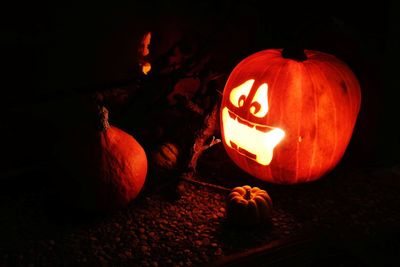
[141,170,183,202]
[0,169,109,249]
[42,165,128,225]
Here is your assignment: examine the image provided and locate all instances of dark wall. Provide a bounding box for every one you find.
[0,1,397,173]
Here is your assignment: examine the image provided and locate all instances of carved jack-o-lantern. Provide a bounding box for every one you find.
[220,48,361,184]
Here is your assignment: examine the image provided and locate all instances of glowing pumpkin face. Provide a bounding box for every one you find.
[220,49,361,184]
[222,80,285,166]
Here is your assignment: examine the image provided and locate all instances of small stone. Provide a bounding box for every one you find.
[219,207,225,213]
[141,260,150,267]
[211,243,218,247]
[202,238,210,246]
[177,183,186,194]
[195,240,202,246]
[139,228,145,234]
[215,248,223,256]
[217,212,224,218]
[141,245,149,253]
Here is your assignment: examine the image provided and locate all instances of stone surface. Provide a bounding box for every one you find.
[0,163,399,266]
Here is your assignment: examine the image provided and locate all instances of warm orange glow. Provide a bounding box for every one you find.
[220,49,361,184]
[223,80,285,165]
[140,32,151,56]
[229,79,254,108]
[222,107,285,166]
[250,83,269,118]
[138,32,152,75]
[142,62,151,75]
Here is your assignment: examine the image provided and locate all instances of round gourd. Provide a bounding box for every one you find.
[220,48,361,184]
[61,105,147,213]
[227,185,273,226]
[151,143,179,171]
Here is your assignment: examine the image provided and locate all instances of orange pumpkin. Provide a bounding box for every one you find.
[227,185,273,226]
[61,105,148,212]
[220,48,361,184]
[151,142,180,172]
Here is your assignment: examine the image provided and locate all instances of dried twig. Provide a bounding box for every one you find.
[188,103,220,172]
[181,173,231,192]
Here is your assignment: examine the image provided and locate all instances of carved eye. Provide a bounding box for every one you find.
[229,79,254,108]
[250,83,269,117]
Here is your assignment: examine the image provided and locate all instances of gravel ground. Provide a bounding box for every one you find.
[0,146,399,266]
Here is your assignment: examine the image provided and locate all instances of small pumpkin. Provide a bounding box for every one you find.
[227,185,273,226]
[151,142,180,171]
[60,105,147,213]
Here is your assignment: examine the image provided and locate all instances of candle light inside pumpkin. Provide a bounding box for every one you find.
[220,48,361,184]
[221,79,285,166]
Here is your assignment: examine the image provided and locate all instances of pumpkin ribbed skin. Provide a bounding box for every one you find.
[94,126,147,211]
[227,185,273,226]
[152,143,179,171]
[220,49,361,184]
[61,106,147,213]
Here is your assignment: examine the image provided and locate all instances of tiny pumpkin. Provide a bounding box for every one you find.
[60,105,147,213]
[227,185,273,226]
[151,142,180,171]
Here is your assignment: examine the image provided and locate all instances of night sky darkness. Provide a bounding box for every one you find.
[1,1,396,172]
[0,1,398,266]
[0,0,395,173]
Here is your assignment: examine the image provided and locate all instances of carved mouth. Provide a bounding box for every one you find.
[229,140,257,160]
[222,107,285,166]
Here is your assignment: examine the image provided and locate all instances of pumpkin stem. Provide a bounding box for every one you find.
[98,106,110,131]
[282,47,307,61]
[244,189,251,200]
[90,92,109,131]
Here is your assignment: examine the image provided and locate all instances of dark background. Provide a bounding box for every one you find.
[0,1,398,174]
[0,1,398,266]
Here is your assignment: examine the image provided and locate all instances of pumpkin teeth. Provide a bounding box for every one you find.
[222,107,285,166]
[237,116,255,128]
[230,141,257,160]
[228,110,237,120]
